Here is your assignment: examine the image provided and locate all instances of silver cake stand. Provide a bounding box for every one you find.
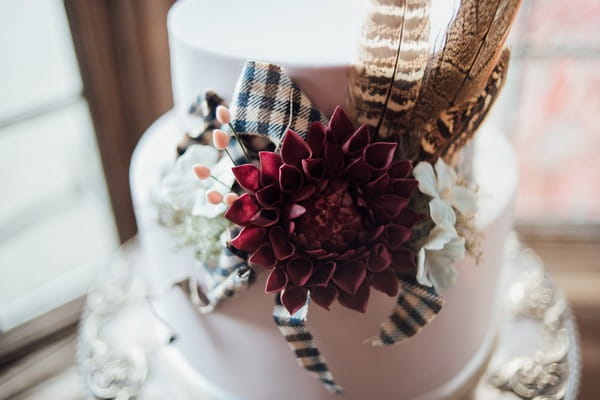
[77,235,580,400]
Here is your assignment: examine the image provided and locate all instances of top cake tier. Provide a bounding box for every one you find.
[168,0,371,126]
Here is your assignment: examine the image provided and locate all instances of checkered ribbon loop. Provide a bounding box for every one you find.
[229,61,328,145]
[273,295,344,394]
[369,279,444,346]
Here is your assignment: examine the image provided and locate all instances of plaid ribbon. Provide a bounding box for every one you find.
[273,295,344,394]
[197,267,255,314]
[369,279,444,347]
[229,61,328,144]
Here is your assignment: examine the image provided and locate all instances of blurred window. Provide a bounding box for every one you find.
[0,1,118,332]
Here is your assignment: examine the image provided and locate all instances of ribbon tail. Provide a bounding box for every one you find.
[273,295,343,394]
[369,279,444,347]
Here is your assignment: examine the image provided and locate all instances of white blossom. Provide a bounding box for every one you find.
[413,159,476,291]
[161,145,234,218]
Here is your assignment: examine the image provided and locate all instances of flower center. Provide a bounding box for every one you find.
[296,186,365,253]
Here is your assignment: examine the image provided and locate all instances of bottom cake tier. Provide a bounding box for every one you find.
[129,111,518,400]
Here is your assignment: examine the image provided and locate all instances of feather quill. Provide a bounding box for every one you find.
[346,0,431,138]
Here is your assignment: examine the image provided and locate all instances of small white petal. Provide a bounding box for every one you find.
[448,186,478,217]
[211,156,236,191]
[427,254,458,291]
[416,248,433,287]
[429,198,457,230]
[413,162,439,198]
[422,226,456,251]
[162,175,204,211]
[434,158,457,195]
[175,145,219,173]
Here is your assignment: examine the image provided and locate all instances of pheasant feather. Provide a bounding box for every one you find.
[346,0,431,138]
[346,0,521,162]
[419,48,511,162]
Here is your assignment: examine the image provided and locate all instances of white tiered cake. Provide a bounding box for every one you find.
[130,0,518,399]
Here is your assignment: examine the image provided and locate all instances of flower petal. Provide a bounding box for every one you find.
[255,184,281,207]
[363,142,397,171]
[333,260,367,294]
[249,244,276,268]
[337,280,370,313]
[224,193,259,225]
[269,226,295,260]
[279,164,304,192]
[281,287,308,315]
[423,226,457,251]
[429,198,456,230]
[434,158,457,194]
[390,178,419,198]
[324,142,345,177]
[265,269,288,293]
[306,122,326,157]
[281,129,311,168]
[416,248,433,287]
[176,145,219,172]
[341,125,370,155]
[259,152,283,185]
[388,160,412,179]
[448,186,478,217]
[368,243,392,272]
[391,248,416,271]
[230,225,266,252]
[373,194,409,219]
[393,208,425,228]
[232,164,261,192]
[345,158,372,183]
[365,173,390,196]
[328,106,355,145]
[413,161,438,198]
[383,224,413,250]
[290,185,316,202]
[369,269,399,296]
[286,258,314,287]
[251,208,280,227]
[286,203,306,220]
[310,286,338,310]
[302,158,325,180]
[306,262,336,287]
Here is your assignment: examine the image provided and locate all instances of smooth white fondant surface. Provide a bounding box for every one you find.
[168,0,369,130]
[130,111,517,399]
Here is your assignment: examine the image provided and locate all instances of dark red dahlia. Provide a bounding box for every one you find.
[225,107,421,315]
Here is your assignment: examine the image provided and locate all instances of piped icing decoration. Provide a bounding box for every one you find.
[225,107,422,315]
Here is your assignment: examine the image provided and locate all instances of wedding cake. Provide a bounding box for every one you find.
[130,0,521,398]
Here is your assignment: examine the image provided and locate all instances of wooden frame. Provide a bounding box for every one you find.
[64,0,175,242]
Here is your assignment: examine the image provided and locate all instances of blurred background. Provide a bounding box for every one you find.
[0,0,597,399]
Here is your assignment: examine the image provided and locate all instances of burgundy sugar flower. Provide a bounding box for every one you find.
[225,107,421,315]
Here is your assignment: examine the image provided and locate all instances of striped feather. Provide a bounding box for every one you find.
[407,0,521,158]
[346,0,431,138]
[420,48,511,162]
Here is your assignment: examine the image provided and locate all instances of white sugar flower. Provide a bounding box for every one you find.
[417,226,466,291]
[413,159,476,291]
[413,158,477,218]
[161,144,234,218]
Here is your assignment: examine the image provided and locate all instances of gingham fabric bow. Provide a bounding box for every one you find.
[195,61,445,394]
